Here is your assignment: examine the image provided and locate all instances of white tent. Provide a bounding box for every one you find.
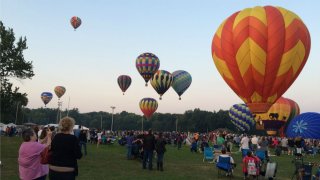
[0,123,6,131]
[44,124,89,130]
[73,125,89,130]
[44,124,58,128]
[7,123,16,127]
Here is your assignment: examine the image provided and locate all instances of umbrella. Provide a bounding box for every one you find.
[286,112,320,139]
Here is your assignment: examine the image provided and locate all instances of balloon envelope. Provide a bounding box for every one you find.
[254,97,299,135]
[172,70,192,100]
[150,70,173,100]
[229,104,255,132]
[135,53,160,86]
[117,75,132,94]
[41,92,53,106]
[286,112,320,139]
[139,98,158,119]
[211,6,311,113]
[70,16,81,30]
[54,86,66,99]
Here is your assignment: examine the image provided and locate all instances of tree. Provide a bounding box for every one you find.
[0,21,34,123]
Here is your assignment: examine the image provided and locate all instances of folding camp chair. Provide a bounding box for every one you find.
[213,144,222,152]
[255,150,266,162]
[216,156,233,179]
[203,147,214,163]
[242,148,250,158]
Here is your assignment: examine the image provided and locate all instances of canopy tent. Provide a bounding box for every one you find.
[0,123,6,131]
[74,125,89,130]
[44,124,89,130]
[23,122,37,126]
[7,123,16,127]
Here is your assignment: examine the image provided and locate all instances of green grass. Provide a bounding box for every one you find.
[1,136,319,179]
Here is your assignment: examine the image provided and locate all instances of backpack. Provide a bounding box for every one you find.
[247,159,257,175]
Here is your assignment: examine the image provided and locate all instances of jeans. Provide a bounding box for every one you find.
[157,152,164,163]
[127,145,132,159]
[79,141,87,155]
[143,150,153,170]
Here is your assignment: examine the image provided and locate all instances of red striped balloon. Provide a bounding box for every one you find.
[70,16,82,30]
[117,75,132,95]
[211,6,311,113]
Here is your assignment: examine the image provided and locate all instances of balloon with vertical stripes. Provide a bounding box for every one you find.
[117,75,132,95]
[70,16,81,30]
[172,70,192,100]
[150,70,173,100]
[139,98,158,119]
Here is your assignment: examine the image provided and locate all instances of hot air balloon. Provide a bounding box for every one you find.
[117,75,132,95]
[139,98,158,119]
[41,92,53,107]
[70,16,81,30]
[254,97,299,135]
[150,70,173,100]
[286,112,320,139]
[229,104,255,132]
[136,53,160,86]
[54,86,66,100]
[211,6,311,113]
[172,70,192,100]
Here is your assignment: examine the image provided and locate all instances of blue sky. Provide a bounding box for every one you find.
[1,0,320,115]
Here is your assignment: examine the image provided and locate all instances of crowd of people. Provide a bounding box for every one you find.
[15,119,320,179]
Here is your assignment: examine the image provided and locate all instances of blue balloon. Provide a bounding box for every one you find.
[172,70,192,100]
[229,104,255,132]
[41,92,53,106]
[286,112,320,139]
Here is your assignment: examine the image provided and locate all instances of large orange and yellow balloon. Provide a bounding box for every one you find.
[211,6,311,113]
[254,97,300,135]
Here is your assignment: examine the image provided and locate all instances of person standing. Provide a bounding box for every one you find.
[74,125,81,139]
[49,117,82,180]
[240,134,250,150]
[126,131,134,160]
[251,135,259,152]
[79,130,87,156]
[142,129,155,170]
[281,137,288,154]
[155,132,166,171]
[18,128,52,180]
[258,136,269,160]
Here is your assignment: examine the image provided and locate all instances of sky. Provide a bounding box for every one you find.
[1,0,320,115]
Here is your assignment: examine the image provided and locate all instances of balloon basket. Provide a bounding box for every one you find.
[266,130,277,136]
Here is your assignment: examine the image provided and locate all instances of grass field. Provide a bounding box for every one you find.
[1,136,319,180]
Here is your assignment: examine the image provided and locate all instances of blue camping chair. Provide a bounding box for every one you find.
[203,147,214,163]
[213,144,222,152]
[302,163,313,180]
[255,150,266,162]
[242,148,250,158]
[216,156,233,178]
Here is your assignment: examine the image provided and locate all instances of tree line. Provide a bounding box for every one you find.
[13,107,239,133]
